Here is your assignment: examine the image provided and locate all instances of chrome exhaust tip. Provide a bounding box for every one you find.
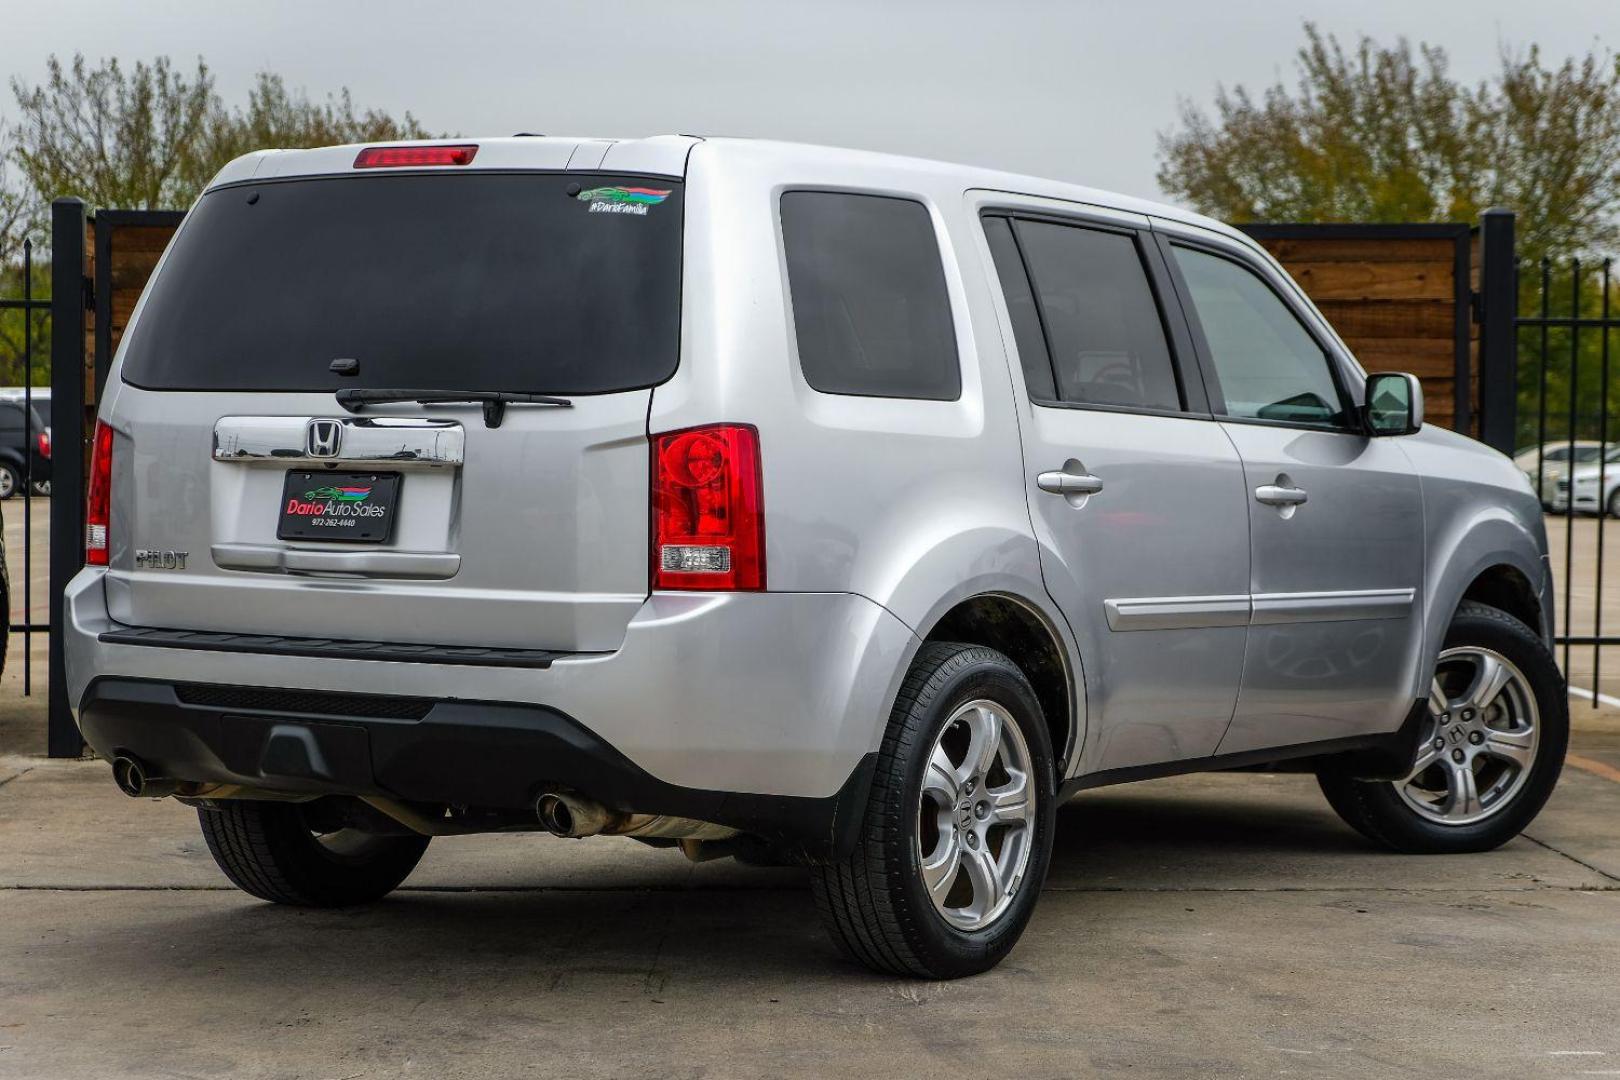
[111,755,181,799]
[536,791,613,838]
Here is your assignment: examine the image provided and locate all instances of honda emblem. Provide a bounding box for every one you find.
[306,419,342,458]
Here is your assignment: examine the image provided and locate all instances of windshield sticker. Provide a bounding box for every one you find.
[577,186,671,216]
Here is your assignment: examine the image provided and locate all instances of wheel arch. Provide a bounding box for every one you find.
[917,590,1080,771]
[1420,516,1551,701]
[1458,563,1544,638]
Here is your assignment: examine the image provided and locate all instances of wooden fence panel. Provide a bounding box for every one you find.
[1241,224,1475,436]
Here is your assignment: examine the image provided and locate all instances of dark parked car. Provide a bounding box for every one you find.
[0,399,50,499]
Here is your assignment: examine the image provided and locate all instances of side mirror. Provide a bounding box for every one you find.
[1364,372,1423,436]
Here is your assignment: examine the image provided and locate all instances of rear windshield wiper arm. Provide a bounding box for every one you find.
[335,388,573,429]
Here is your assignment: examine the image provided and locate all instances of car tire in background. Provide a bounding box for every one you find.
[811,642,1056,979]
[0,462,20,501]
[198,800,430,906]
[1607,488,1620,518]
[1318,601,1566,854]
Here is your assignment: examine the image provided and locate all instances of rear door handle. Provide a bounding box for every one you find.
[1037,470,1105,496]
[1254,484,1308,507]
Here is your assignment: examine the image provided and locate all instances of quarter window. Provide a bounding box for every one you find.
[997,219,1182,412]
[780,191,961,401]
[1173,246,1349,429]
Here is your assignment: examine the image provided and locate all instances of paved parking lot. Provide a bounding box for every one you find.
[2,699,1618,1079]
[3,502,1620,1077]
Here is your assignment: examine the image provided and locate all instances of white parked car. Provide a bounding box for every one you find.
[1550,444,1620,514]
[1514,440,1608,506]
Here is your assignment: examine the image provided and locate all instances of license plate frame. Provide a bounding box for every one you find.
[277,470,401,544]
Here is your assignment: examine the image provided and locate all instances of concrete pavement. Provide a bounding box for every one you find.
[3,701,1619,1079]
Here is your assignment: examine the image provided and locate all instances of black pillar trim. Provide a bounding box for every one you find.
[1477,209,1518,455]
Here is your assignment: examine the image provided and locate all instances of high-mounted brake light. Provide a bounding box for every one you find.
[86,421,113,566]
[353,144,479,169]
[652,425,764,591]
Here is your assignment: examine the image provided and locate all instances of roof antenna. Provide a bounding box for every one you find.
[512,132,544,137]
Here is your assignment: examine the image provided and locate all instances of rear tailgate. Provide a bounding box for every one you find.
[103,167,684,653]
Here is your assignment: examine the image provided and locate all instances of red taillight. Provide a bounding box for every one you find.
[86,421,113,566]
[652,424,764,591]
[37,427,50,459]
[353,144,478,169]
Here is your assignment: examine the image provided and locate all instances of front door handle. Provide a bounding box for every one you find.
[1037,469,1105,496]
[1254,483,1308,507]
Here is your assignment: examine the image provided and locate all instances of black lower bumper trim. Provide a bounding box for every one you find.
[98,624,569,668]
[77,677,874,858]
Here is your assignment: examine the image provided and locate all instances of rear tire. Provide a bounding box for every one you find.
[811,642,1056,978]
[1317,602,1566,854]
[198,800,430,906]
[0,462,20,500]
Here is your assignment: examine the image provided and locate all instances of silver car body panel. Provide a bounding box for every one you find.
[66,571,916,799]
[65,135,1552,805]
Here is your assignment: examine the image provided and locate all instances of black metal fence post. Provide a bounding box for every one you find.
[1477,209,1518,456]
[22,238,35,695]
[47,198,86,759]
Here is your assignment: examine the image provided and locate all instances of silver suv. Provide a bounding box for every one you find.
[64,137,1566,978]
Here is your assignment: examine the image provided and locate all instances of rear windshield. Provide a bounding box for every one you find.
[120,173,684,394]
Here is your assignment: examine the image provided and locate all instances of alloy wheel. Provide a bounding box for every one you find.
[916,699,1036,931]
[1395,646,1540,826]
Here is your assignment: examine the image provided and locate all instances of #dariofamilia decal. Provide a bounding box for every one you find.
[576,186,671,216]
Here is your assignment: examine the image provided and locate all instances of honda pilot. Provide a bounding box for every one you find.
[64,136,1566,978]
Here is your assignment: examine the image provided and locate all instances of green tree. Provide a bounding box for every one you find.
[0,137,48,387]
[9,55,215,214]
[0,54,432,385]
[183,72,429,195]
[1157,24,1620,262]
[7,55,431,218]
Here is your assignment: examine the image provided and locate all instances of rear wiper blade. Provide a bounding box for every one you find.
[334,388,573,429]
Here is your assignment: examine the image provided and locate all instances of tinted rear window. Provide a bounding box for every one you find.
[120,173,684,394]
[780,191,960,400]
[1012,220,1182,411]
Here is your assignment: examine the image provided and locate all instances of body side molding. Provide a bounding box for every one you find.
[1105,587,1416,632]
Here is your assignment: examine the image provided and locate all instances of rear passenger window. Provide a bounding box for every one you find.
[1004,220,1182,411]
[781,192,960,400]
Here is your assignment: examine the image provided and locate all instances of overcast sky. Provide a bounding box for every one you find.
[4,0,1618,201]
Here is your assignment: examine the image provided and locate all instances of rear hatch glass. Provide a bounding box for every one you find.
[121,172,682,394]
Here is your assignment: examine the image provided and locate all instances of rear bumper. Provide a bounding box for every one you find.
[77,676,877,854]
[64,568,917,819]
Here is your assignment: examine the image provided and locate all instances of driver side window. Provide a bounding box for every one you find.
[1173,245,1351,429]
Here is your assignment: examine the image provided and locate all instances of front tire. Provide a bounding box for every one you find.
[811,642,1056,978]
[1317,602,1566,853]
[198,800,430,906]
